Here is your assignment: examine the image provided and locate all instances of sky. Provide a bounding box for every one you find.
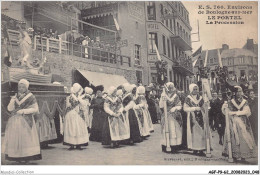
[182,1,258,52]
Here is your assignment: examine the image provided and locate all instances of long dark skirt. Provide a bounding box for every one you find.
[148,107,158,124]
[101,116,111,145]
[180,110,188,150]
[90,111,105,142]
[128,109,142,143]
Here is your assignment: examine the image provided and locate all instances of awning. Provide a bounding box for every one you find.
[77,69,129,91]
[83,12,113,20]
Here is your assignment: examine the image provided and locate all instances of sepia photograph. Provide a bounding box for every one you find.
[0,0,259,174]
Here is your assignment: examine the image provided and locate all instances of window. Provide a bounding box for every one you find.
[239,57,245,64]
[160,4,164,15]
[177,22,179,35]
[170,19,173,31]
[136,70,143,84]
[171,40,175,60]
[175,46,178,58]
[249,56,253,64]
[151,73,157,83]
[147,2,156,20]
[166,19,169,27]
[228,58,232,65]
[214,57,217,63]
[173,19,176,34]
[135,44,141,65]
[167,38,170,58]
[162,35,166,55]
[148,32,158,53]
[210,58,213,64]
[240,70,245,77]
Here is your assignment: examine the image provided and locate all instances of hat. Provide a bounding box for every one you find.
[189,83,198,93]
[131,84,137,89]
[116,89,123,96]
[84,87,93,94]
[18,79,29,89]
[166,82,175,89]
[124,84,134,93]
[136,86,145,94]
[27,28,34,32]
[233,86,243,93]
[72,83,82,94]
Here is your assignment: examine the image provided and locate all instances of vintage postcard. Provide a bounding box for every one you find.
[1,1,258,174]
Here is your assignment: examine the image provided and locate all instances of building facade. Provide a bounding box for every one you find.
[145,1,193,91]
[193,40,258,91]
[2,1,194,90]
[80,2,149,85]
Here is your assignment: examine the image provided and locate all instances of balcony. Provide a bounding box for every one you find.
[172,55,193,76]
[81,3,118,18]
[171,31,192,51]
[6,29,131,68]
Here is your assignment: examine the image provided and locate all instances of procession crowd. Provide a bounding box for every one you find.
[1,79,258,164]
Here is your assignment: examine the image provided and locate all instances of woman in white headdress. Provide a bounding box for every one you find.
[102,86,130,148]
[160,82,183,153]
[2,79,41,163]
[222,86,256,162]
[133,86,153,137]
[122,84,142,143]
[183,83,206,156]
[81,87,93,130]
[63,83,89,150]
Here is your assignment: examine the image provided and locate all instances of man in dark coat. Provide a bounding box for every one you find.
[209,91,218,131]
[248,90,258,144]
[210,91,225,145]
[147,91,159,124]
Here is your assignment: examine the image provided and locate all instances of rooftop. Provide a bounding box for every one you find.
[221,48,257,58]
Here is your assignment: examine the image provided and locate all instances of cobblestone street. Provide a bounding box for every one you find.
[1,124,257,165]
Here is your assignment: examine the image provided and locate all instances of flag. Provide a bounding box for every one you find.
[192,56,200,67]
[192,46,202,67]
[217,49,223,68]
[113,16,120,31]
[192,46,202,57]
[204,50,208,67]
[154,44,161,61]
